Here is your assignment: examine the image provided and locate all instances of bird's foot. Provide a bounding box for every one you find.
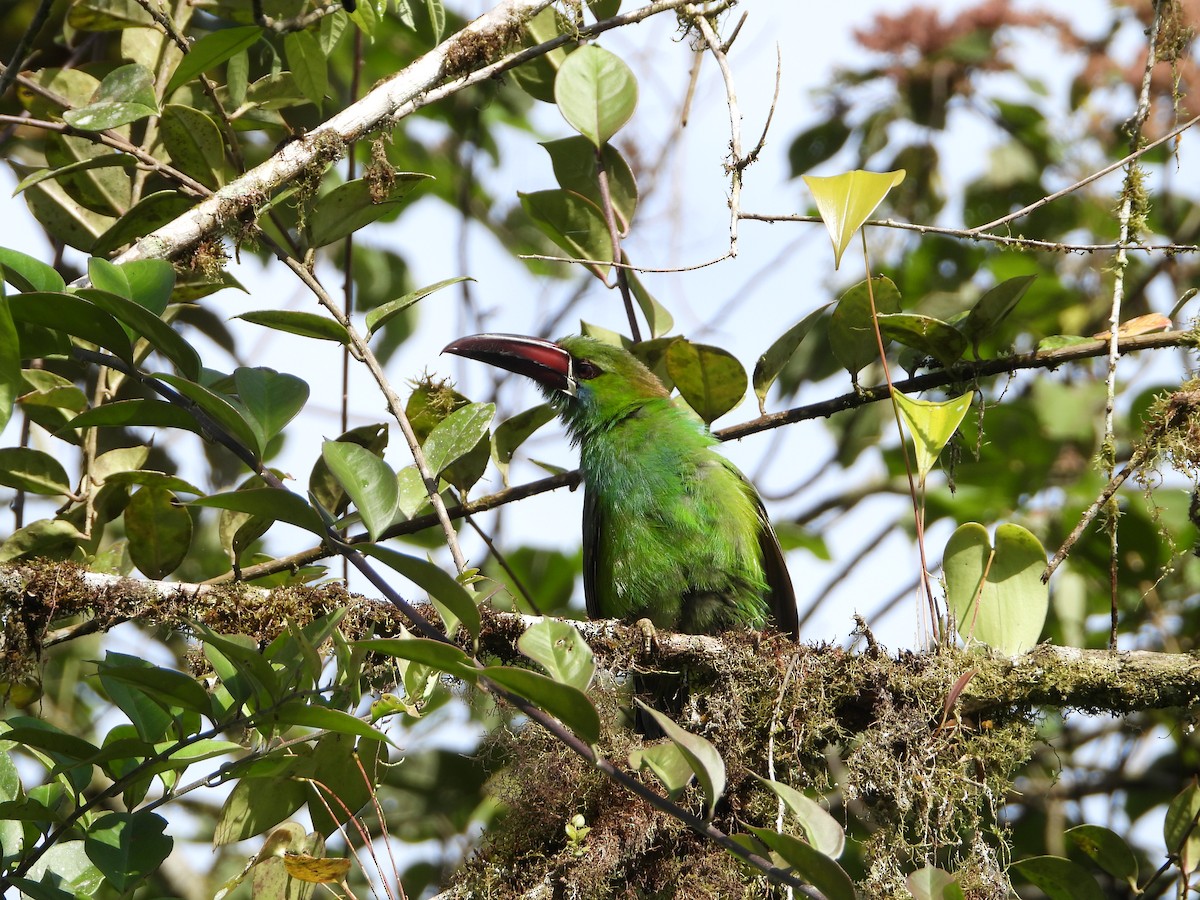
[634,617,658,655]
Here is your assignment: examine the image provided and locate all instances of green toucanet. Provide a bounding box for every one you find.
[443,333,799,640]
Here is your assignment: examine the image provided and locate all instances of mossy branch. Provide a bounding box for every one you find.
[6,561,1199,721]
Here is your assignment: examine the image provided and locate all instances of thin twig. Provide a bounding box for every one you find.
[594,147,642,340]
[969,109,1200,234]
[858,232,940,643]
[687,6,747,256]
[1095,0,1165,651]
[741,211,1200,255]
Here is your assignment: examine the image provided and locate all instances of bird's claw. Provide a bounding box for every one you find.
[635,617,658,655]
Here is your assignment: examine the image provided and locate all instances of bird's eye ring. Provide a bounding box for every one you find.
[574,359,601,380]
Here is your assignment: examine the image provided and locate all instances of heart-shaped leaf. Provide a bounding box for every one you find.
[665,340,746,424]
[803,169,905,268]
[892,390,973,487]
[944,522,1048,655]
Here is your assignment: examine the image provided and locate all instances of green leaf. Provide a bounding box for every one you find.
[214,774,307,846]
[1065,825,1137,886]
[906,865,965,900]
[541,136,638,231]
[829,276,902,383]
[0,296,19,435]
[1009,856,1106,900]
[0,518,84,564]
[307,174,430,248]
[1,723,101,765]
[19,369,87,413]
[876,313,967,369]
[67,0,153,30]
[0,448,71,496]
[97,655,176,743]
[309,423,388,515]
[628,741,694,799]
[394,465,432,520]
[635,702,725,819]
[125,485,192,578]
[66,398,203,436]
[77,289,201,380]
[269,701,393,743]
[746,827,856,900]
[160,104,225,190]
[405,0,446,45]
[753,303,833,413]
[753,776,844,858]
[195,624,281,711]
[944,523,1048,655]
[1037,335,1093,352]
[165,25,261,96]
[7,291,133,363]
[422,401,495,479]
[665,339,747,424]
[305,733,386,836]
[803,169,905,268]
[283,29,328,109]
[1165,782,1200,874]
[961,274,1036,353]
[12,154,138,196]
[63,63,158,130]
[588,0,620,17]
[24,179,115,252]
[509,7,572,103]
[492,403,556,485]
[554,44,638,147]
[0,248,66,292]
[190,487,325,536]
[93,191,194,255]
[892,390,973,487]
[234,367,309,457]
[788,118,853,177]
[86,257,131,299]
[364,276,473,337]
[355,637,476,679]
[320,440,398,541]
[234,309,350,344]
[96,661,213,717]
[519,189,612,277]
[117,259,176,312]
[517,620,595,691]
[84,811,172,892]
[17,845,101,899]
[153,738,243,770]
[483,666,601,745]
[159,373,259,455]
[360,545,482,641]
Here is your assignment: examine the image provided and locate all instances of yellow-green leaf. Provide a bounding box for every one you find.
[892,390,973,487]
[803,169,905,268]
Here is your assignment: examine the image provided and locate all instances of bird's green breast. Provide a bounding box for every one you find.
[579,399,770,632]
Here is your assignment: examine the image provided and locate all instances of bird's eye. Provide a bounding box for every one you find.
[574,359,601,380]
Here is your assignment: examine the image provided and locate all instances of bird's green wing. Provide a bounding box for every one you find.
[581,485,604,620]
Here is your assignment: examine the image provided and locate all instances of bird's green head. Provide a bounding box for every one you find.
[443,333,669,437]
